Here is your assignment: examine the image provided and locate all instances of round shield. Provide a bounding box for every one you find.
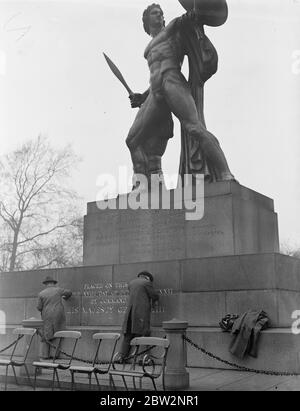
[178,0,228,27]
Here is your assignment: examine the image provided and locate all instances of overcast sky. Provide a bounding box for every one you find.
[0,0,300,248]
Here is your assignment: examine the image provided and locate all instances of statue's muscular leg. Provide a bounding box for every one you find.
[163,71,234,181]
[126,92,169,177]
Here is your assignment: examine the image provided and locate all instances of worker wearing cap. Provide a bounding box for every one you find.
[119,271,159,361]
[37,276,72,357]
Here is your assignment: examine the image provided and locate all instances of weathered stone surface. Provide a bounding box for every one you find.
[1,287,296,329]
[178,292,226,326]
[223,289,298,327]
[233,197,279,255]
[185,194,234,259]
[0,269,58,298]
[0,253,300,329]
[83,210,120,265]
[275,254,300,291]
[181,254,277,292]
[225,290,278,325]
[231,182,274,210]
[83,182,279,266]
[119,208,186,264]
[186,328,300,373]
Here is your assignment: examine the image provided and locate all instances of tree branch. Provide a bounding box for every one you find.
[32,258,59,270]
[17,224,69,245]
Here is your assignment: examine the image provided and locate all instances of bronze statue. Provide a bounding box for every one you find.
[109,1,235,188]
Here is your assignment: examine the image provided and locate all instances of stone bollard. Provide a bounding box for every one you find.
[162,318,189,390]
[21,318,44,376]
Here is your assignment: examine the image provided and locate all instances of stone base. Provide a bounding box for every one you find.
[186,327,300,373]
[0,181,296,376]
[83,181,279,266]
[2,326,298,374]
[1,253,300,330]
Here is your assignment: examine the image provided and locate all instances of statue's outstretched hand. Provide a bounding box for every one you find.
[129,93,143,108]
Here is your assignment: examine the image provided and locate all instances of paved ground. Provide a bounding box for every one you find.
[1,365,300,391]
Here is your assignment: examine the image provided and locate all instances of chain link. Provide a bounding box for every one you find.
[36,330,103,365]
[183,335,299,377]
[0,335,24,354]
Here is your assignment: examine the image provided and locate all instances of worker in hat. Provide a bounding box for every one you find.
[118,271,159,361]
[37,276,72,358]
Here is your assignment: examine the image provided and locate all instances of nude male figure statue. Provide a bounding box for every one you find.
[126,3,234,187]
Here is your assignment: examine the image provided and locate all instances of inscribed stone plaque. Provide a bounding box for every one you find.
[151,294,180,326]
[64,296,82,326]
[81,294,128,326]
[113,260,181,292]
[57,265,113,294]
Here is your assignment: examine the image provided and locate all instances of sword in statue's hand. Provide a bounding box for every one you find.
[103,52,142,108]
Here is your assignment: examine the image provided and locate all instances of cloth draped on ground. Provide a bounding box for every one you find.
[37,286,72,341]
[229,310,269,359]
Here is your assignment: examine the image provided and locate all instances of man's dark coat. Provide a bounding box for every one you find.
[122,277,159,335]
[37,286,72,341]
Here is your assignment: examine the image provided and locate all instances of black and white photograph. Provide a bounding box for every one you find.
[0,0,300,396]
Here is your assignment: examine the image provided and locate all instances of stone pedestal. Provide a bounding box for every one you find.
[163,319,189,390]
[83,181,279,266]
[21,318,43,376]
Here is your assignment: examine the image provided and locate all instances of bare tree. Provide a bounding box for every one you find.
[280,241,300,259]
[0,136,83,272]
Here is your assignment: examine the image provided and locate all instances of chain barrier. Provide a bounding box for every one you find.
[183,335,299,377]
[36,330,105,365]
[36,330,154,366]
[0,335,24,354]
